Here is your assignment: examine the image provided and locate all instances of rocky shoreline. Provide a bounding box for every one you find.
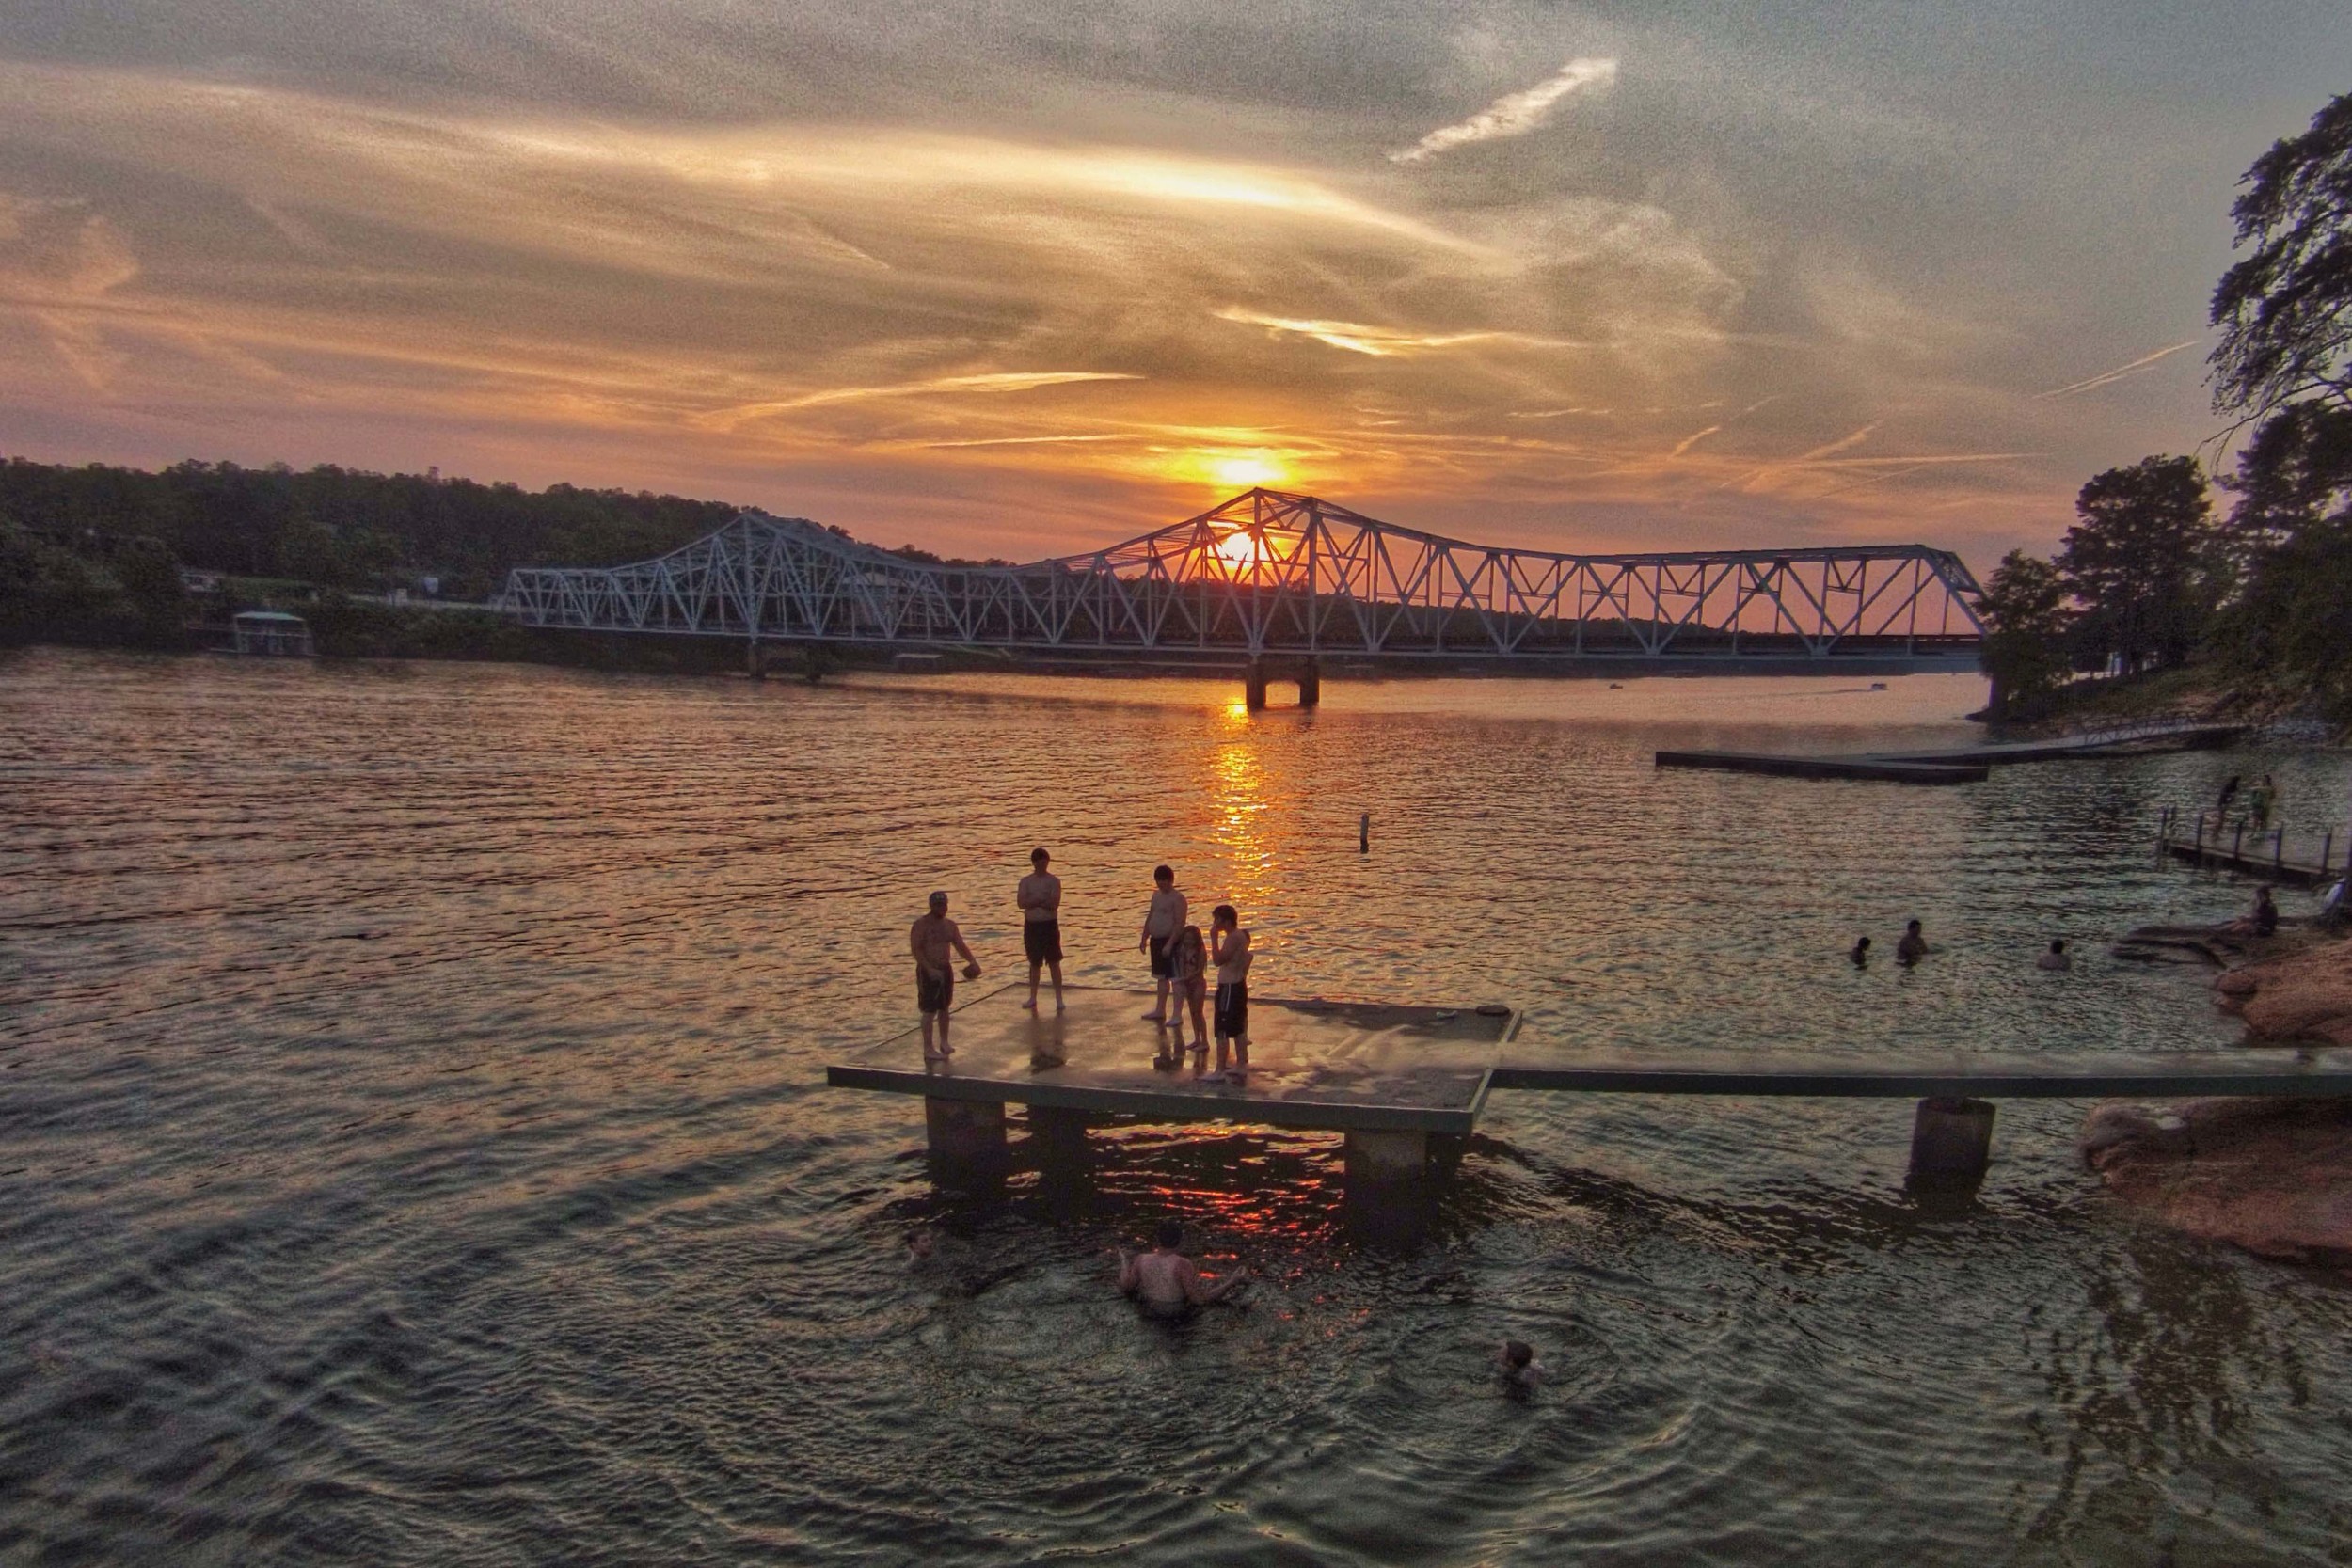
[2082,922,2352,1263]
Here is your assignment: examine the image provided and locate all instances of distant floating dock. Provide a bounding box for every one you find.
[827,984,2352,1192]
[1657,718,2244,785]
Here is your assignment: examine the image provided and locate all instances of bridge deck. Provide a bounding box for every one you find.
[827,987,2352,1132]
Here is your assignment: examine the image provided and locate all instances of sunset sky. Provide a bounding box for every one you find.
[1,3,2345,565]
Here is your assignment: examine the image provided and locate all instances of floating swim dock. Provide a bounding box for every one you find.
[826,984,2352,1191]
[1658,718,2244,785]
[2158,808,2348,888]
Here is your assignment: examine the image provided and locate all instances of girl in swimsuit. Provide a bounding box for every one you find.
[1169,924,1210,1067]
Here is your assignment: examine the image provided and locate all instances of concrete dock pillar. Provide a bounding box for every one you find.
[1344,1128,1429,1186]
[1426,1132,1469,1176]
[1244,658,1269,710]
[1026,1104,1090,1164]
[1297,657,1321,707]
[1907,1096,1994,1189]
[746,640,766,679]
[925,1097,1008,1174]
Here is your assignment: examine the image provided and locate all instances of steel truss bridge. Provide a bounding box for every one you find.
[501,488,1984,695]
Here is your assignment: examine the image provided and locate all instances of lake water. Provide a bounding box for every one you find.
[5,646,2350,1565]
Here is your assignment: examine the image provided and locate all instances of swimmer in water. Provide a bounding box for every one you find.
[904,1227,934,1263]
[2036,939,2072,972]
[1896,919,1928,965]
[1497,1339,1546,1388]
[1112,1220,1248,1314]
[1850,935,1871,967]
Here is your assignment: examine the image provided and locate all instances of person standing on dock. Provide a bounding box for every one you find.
[2217,774,2241,821]
[1138,865,1188,1022]
[1017,847,1065,1014]
[1210,904,1252,1081]
[911,891,980,1062]
[1896,920,1929,965]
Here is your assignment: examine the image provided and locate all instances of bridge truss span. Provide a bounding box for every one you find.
[501,488,1984,670]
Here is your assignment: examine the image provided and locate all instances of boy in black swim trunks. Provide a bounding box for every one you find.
[1137,864,1187,1022]
[910,891,979,1061]
[1017,847,1065,1012]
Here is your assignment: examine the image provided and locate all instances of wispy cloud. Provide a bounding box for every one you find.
[1391,57,1618,164]
[1216,308,1571,356]
[1789,421,1880,463]
[2033,339,2200,400]
[701,372,1142,431]
[1669,424,1722,457]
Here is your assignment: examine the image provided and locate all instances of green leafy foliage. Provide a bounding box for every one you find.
[2205,91,2352,721]
[0,458,740,600]
[1976,549,2074,718]
[2058,455,2218,672]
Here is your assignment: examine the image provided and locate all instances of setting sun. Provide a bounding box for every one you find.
[1214,528,1265,567]
[1208,452,1287,490]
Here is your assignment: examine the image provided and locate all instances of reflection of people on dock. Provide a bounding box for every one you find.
[1138,864,1188,1022]
[1018,847,1066,1014]
[1851,936,1871,967]
[1112,1220,1248,1314]
[1211,904,1253,1082]
[910,891,980,1063]
[1896,919,1929,965]
[2037,939,2072,972]
[2225,885,2280,939]
[1497,1339,1547,1389]
[1159,923,1210,1070]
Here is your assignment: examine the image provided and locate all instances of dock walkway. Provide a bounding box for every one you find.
[2159,812,2348,888]
[828,984,2352,1188]
[1657,718,2243,785]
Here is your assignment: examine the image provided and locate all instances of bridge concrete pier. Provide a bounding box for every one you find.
[1245,656,1321,710]
[746,639,766,680]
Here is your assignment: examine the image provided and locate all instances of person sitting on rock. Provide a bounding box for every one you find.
[2225,885,2280,939]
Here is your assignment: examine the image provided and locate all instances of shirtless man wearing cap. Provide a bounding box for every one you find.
[911,891,979,1062]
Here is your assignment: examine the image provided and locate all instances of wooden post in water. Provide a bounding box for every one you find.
[1359,812,1371,853]
[925,1097,1009,1178]
[2276,828,2286,874]
[1907,1097,1994,1191]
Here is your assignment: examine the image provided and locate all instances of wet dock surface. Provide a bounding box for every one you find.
[1657,721,2244,785]
[826,986,1518,1132]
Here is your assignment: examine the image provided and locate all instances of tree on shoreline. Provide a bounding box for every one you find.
[1977,549,2073,719]
[2208,90,2352,719]
[2058,455,2217,673]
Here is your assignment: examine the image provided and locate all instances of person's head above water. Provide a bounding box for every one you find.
[1502,1340,1534,1370]
[1153,864,1174,887]
[1031,847,1050,868]
[2050,939,2067,954]
[928,891,948,913]
[1906,919,1922,935]
[1154,1219,1183,1249]
[1852,936,1871,952]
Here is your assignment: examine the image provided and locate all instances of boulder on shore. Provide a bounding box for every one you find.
[2082,1098,2352,1262]
[2213,936,2352,1045]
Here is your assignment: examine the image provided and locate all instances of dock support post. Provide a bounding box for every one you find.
[1026,1105,1090,1164]
[2232,822,2244,863]
[1297,657,1321,707]
[926,1098,1008,1175]
[2276,829,2285,874]
[1906,1097,1994,1190]
[1426,1132,1469,1176]
[1344,1129,1430,1186]
[2324,831,2334,879]
[1244,658,1268,711]
[746,638,765,679]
